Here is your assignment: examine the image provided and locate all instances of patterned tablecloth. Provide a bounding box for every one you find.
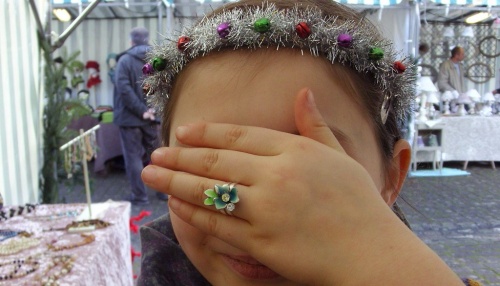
[0,201,132,286]
[440,116,500,161]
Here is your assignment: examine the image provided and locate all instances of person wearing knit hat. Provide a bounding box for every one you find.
[113,27,165,205]
[130,27,149,46]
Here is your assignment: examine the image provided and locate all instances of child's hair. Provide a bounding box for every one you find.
[144,0,415,171]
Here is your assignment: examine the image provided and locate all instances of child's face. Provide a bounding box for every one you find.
[168,49,387,285]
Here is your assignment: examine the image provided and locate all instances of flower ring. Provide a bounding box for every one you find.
[204,183,239,214]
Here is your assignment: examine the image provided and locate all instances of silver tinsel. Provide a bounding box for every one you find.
[144,2,416,124]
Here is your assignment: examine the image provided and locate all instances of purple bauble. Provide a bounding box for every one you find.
[217,22,231,38]
[337,33,353,48]
[142,63,154,75]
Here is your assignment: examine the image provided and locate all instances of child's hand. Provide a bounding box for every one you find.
[142,89,462,285]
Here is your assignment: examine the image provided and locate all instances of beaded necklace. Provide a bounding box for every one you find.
[65,219,111,229]
[0,237,40,256]
[0,255,40,281]
[45,219,111,232]
[23,210,80,222]
[47,233,95,251]
[37,255,75,285]
[0,230,32,243]
[0,230,18,242]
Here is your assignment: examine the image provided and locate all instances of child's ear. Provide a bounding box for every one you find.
[382,139,411,205]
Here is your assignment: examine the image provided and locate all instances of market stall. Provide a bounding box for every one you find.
[4,0,500,203]
[0,201,133,285]
[413,115,500,169]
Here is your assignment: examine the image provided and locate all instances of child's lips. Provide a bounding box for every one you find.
[222,254,281,280]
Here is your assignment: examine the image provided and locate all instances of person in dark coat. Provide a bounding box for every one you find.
[113,27,167,205]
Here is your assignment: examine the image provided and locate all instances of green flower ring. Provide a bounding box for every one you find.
[204,183,239,214]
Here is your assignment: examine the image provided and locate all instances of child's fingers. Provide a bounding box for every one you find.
[149,147,260,185]
[294,88,345,153]
[174,122,287,156]
[168,196,252,249]
[142,164,252,217]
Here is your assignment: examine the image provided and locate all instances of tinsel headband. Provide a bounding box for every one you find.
[143,2,415,124]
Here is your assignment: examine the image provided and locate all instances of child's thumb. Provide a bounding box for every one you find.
[294,88,345,151]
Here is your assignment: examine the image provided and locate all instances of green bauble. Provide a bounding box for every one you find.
[152,57,167,71]
[254,18,271,33]
[368,47,384,60]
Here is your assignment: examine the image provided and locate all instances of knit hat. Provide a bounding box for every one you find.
[85,61,102,88]
[130,27,149,45]
[85,60,100,71]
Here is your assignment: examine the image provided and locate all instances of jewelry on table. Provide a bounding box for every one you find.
[45,219,112,232]
[0,230,18,242]
[47,233,95,251]
[24,210,80,222]
[0,230,33,243]
[66,219,111,229]
[17,231,32,238]
[0,203,37,221]
[0,255,40,281]
[37,255,75,286]
[0,237,40,256]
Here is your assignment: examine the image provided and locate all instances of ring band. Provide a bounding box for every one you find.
[204,183,239,214]
[219,209,234,216]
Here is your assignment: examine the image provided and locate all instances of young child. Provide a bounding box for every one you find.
[138,0,475,285]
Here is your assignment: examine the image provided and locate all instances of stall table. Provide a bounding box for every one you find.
[414,116,500,169]
[0,201,132,286]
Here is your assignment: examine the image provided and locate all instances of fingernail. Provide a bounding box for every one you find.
[306,89,316,108]
[151,148,166,162]
[168,196,181,210]
[152,147,166,156]
[141,165,156,184]
[176,125,189,139]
